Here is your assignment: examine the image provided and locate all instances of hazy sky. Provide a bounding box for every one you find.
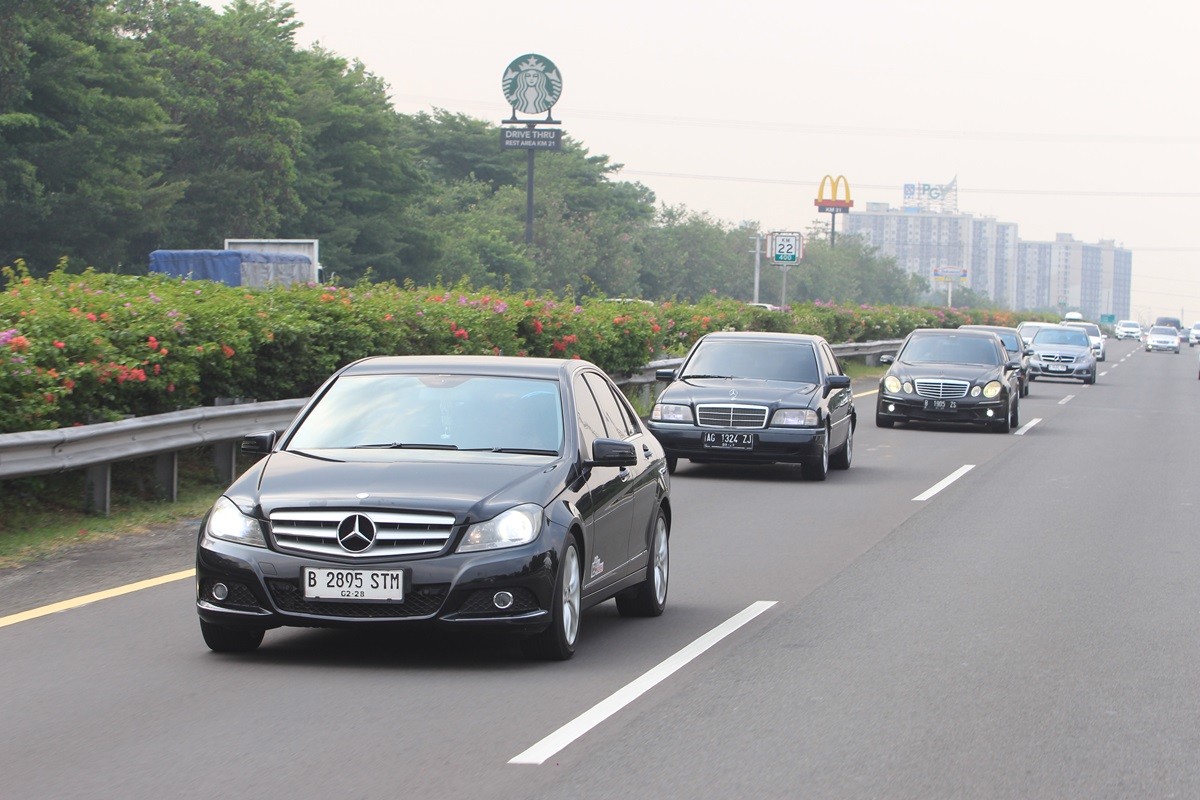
[198,0,1200,321]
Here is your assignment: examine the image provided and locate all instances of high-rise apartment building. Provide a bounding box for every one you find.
[841,201,1131,318]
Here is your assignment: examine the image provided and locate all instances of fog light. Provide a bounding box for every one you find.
[212,582,229,601]
[493,591,514,610]
[887,404,896,412]
[986,409,995,418]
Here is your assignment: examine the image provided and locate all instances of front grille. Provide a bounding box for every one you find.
[1039,352,1074,363]
[914,379,970,399]
[267,579,447,618]
[269,509,456,559]
[696,404,768,428]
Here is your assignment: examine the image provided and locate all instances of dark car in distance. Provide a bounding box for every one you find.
[959,324,1031,397]
[875,328,1022,432]
[196,356,671,661]
[645,331,855,481]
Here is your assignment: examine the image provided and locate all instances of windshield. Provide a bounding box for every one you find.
[1149,326,1177,336]
[900,334,1001,365]
[682,340,820,383]
[288,374,564,453]
[1033,328,1089,347]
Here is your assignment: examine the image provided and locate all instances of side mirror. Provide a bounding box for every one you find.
[825,374,852,395]
[655,368,677,382]
[240,431,277,456]
[1005,360,1022,371]
[585,437,637,468]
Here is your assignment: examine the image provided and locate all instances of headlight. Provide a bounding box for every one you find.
[651,403,693,423]
[970,386,982,397]
[458,504,543,553]
[883,376,902,394]
[205,496,267,548]
[772,408,818,426]
[982,380,1003,399]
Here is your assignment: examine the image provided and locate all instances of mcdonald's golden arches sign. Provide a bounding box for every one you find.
[815,175,853,214]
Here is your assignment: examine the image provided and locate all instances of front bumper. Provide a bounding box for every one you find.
[875,394,1008,426]
[646,421,826,465]
[1028,360,1094,380]
[1146,341,1179,352]
[196,528,562,632]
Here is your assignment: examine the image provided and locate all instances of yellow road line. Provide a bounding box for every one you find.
[0,568,195,629]
[853,388,879,398]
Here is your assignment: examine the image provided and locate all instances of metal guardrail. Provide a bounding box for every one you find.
[0,341,901,514]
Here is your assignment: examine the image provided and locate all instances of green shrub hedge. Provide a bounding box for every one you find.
[0,263,1037,434]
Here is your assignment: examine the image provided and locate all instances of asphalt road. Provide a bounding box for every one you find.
[2,338,1198,799]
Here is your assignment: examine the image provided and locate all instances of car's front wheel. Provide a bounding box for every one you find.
[616,509,669,618]
[665,455,678,474]
[875,408,895,428]
[802,429,830,481]
[200,620,264,653]
[523,539,581,661]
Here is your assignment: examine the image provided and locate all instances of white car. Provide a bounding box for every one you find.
[1188,323,1200,347]
[1146,325,1181,354]
[1114,320,1142,340]
[1063,321,1106,362]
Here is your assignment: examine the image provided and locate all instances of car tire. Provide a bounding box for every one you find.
[830,419,853,470]
[200,620,264,653]
[992,401,1013,433]
[523,539,581,661]
[665,455,677,475]
[802,430,829,481]
[875,409,894,428]
[616,508,669,618]
[1085,373,1096,385]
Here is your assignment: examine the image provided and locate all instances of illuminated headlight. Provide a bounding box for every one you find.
[205,496,267,548]
[982,381,1003,399]
[458,504,543,553]
[970,386,982,397]
[902,381,912,393]
[651,403,693,423]
[772,408,818,426]
[883,376,902,394]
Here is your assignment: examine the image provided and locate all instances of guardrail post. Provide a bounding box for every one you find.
[154,452,178,501]
[84,464,111,516]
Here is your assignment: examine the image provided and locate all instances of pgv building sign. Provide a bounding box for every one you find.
[903,177,958,213]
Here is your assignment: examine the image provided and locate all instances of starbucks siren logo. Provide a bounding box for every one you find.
[502,54,562,115]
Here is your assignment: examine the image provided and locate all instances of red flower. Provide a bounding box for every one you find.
[534,319,544,334]
[86,313,97,322]
[147,336,158,350]
[454,328,469,340]
[7,335,30,351]
[54,340,65,348]
[221,344,235,358]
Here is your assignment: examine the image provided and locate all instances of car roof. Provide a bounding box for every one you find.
[908,327,1001,340]
[338,355,588,380]
[959,324,1018,334]
[695,330,827,345]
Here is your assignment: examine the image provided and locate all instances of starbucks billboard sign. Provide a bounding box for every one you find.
[502,54,563,118]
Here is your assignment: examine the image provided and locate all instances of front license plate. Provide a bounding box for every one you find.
[702,431,755,450]
[923,399,958,412]
[302,568,405,601]
[1048,364,1068,372]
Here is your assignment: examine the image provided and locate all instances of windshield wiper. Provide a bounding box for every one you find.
[680,373,734,380]
[352,442,459,450]
[461,447,559,455]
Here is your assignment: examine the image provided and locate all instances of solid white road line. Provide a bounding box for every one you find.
[509,600,779,766]
[1015,418,1042,435]
[0,569,195,629]
[912,465,975,502]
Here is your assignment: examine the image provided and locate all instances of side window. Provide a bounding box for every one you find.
[819,343,842,377]
[583,372,634,439]
[573,375,608,459]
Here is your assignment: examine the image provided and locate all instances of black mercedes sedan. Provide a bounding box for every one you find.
[875,328,1022,432]
[645,331,855,480]
[196,356,671,660]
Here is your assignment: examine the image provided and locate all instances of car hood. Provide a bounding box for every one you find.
[228,450,567,523]
[891,361,1005,381]
[659,378,820,407]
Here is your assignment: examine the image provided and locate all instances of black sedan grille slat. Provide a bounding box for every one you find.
[696,404,768,429]
[267,579,447,618]
[913,379,970,399]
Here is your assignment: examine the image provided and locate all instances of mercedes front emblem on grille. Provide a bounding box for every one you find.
[336,514,377,553]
